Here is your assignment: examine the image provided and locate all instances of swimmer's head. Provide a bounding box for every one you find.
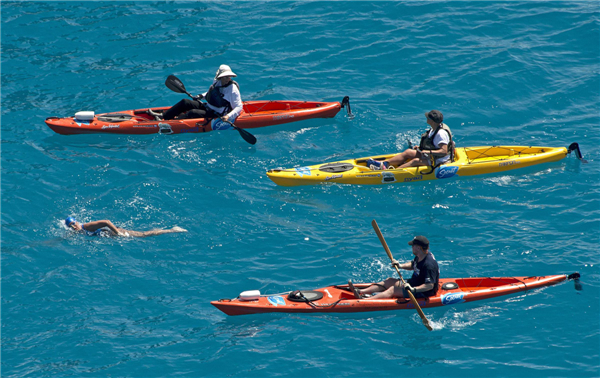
[65,217,77,228]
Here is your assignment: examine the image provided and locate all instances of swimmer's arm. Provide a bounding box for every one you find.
[115,227,131,237]
[82,220,120,235]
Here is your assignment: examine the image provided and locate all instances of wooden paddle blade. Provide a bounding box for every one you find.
[371,220,394,261]
[405,289,433,331]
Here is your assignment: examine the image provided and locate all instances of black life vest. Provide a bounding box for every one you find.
[205,80,240,113]
[418,123,454,161]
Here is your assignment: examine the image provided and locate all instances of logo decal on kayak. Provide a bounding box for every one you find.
[180,127,200,134]
[407,299,427,308]
[499,160,521,167]
[74,120,91,127]
[295,167,311,177]
[274,114,294,121]
[404,175,423,182]
[101,124,120,129]
[441,292,465,305]
[325,174,342,181]
[267,296,286,306]
[211,119,234,131]
[435,166,459,179]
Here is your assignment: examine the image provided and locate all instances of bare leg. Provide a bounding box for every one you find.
[386,149,422,168]
[361,278,406,300]
[398,157,429,168]
[116,227,187,237]
[359,277,398,295]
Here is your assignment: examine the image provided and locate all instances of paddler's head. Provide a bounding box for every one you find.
[425,110,443,127]
[215,64,237,86]
[408,235,430,255]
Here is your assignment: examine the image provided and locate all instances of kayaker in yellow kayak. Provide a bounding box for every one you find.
[348,235,440,299]
[64,217,187,237]
[366,110,454,170]
[150,64,243,123]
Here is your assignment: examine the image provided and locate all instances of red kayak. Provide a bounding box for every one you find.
[211,273,579,316]
[45,97,350,135]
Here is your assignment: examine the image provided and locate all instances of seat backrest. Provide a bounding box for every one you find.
[449,140,456,162]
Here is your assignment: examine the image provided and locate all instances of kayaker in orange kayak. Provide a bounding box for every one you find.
[64,217,187,237]
[366,110,454,170]
[349,235,440,299]
[151,64,243,123]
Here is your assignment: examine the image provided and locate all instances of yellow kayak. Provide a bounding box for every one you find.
[266,144,584,187]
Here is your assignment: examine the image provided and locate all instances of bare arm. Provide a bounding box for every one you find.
[425,143,448,157]
[82,220,120,235]
[412,282,434,293]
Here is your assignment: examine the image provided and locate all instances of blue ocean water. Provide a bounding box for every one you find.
[2,1,599,377]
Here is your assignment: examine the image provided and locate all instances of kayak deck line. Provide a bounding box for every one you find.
[460,146,557,165]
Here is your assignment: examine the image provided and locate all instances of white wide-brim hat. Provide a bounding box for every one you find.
[215,64,237,79]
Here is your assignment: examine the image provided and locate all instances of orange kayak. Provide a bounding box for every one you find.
[45,98,349,135]
[211,273,579,316]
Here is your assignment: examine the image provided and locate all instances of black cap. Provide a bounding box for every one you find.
[408,235,429,249]
[425,110,443,124]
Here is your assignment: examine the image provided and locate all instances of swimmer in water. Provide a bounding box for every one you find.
[65,217,187,237]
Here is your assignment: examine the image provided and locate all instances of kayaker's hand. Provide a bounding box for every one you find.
[193,94,203,101]
[221,115,230,122]
[390,259,400,269]
[404,283,415,294]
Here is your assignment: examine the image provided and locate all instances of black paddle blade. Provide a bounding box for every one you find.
[568,272,582,291]
[236,127,257,145]
[567,142,588,163]
[220,118,257,145]
[165,75,188,94]
[341,96,354,119]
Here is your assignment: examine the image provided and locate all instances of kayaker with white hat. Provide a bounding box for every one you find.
[159,64,243,123]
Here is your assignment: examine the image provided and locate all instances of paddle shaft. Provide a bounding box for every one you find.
[371,220,433,331]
